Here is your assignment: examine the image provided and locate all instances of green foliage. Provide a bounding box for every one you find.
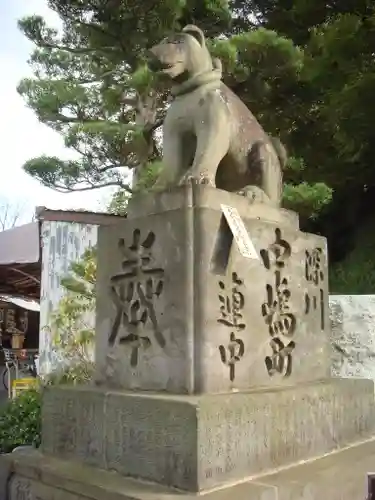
[249,0,375,206]
[134,161,164,192]
[46,246,97,385]
[60,246,96,299]
[0,389,42,453]
[304,13,375,179]
[283,182,333,220]
[44,359,94,386]
[107,189,130,215]
[329,215,375,294]
[106,160,163,214]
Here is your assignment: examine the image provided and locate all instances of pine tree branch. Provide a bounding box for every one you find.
[38,42,116,54]
[51,180,131,193]
[69,146,121,170]
[60,10,128,55]
[78,20,128,55]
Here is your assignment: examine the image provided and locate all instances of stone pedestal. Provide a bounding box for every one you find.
[2,186,375,500]
[95,186,330,393]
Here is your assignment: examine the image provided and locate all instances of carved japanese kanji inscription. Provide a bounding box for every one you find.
[217,272,245,381]
[260,228,296,377]
[108,229,165,367]
[304,247,325,330]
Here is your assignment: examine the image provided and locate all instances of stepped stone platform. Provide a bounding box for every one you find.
[3,437,375,500]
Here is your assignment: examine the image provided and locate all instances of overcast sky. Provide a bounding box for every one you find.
[0,0,114,223]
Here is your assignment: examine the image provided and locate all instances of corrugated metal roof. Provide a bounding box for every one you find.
[35,206,126,225]
[0,222,40,265]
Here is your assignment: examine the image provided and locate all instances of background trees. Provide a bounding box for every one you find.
[0,199,32,231]
[250,0,375,291]
[18,1,230,196]
[18,0,375,292]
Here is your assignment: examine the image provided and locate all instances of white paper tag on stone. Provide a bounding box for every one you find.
[221,204,259,260]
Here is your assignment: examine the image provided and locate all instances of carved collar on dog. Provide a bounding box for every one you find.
[171,63,222,97]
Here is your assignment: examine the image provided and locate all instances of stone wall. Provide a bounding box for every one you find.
[329,295,375,382]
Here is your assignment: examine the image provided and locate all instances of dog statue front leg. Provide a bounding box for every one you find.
[154,130,186,190]
[179,102,230,186]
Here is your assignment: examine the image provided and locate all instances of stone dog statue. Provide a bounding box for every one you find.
[149,25,285,206]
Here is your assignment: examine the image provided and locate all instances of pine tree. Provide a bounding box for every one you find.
[18,0,331,217]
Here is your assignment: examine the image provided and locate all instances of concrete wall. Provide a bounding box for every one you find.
[329,295,375,382]
[38,220,98,374]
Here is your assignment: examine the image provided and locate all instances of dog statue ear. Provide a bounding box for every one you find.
[182,25,205,46]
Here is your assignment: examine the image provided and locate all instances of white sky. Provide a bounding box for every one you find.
[0,0,115,224]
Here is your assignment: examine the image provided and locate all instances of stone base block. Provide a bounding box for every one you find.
[41,378,375,491]
[3,437,375,500]
[95,185,331,394]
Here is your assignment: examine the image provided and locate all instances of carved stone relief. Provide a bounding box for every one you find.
[11,476,33,500]
[304,247,325,330]
[260,228,296,377]
[217,272,246,381]
[108,229,165,367]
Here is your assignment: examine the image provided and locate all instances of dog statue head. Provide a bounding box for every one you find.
[148,25,214,81]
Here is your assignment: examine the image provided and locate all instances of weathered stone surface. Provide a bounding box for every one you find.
[41,380,375,491]
[4,437,375,500]
[126,184,298,224]
[329,295,375,380]
[42,386,105,467]
[95,185,330,394]
[8,474,89,500]
[148,25,284,207]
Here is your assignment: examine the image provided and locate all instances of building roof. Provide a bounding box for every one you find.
[0,207,126,300]
[0,222,40,266]
[35,206,126,225]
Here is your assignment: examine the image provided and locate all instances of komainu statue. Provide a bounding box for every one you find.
[149,25,285,206]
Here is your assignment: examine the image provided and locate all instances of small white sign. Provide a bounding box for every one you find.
[221,204,259,260]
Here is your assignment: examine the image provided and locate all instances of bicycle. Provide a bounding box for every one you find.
[2,349,38,394]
